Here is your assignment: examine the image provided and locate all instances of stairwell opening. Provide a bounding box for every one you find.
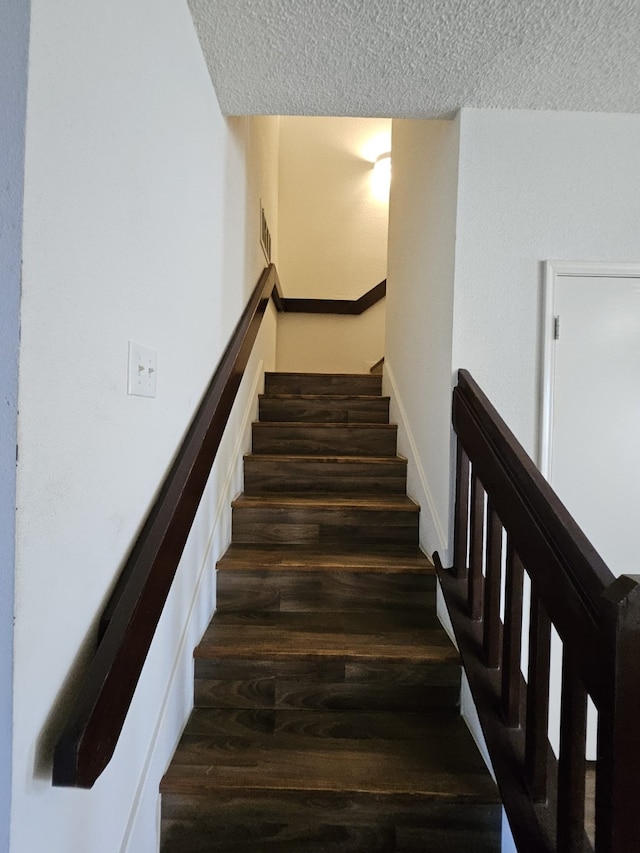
[274,115,390,375]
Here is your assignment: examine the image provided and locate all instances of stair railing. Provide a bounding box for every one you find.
[52,265,386,790]
[436,369,640,853]
[274,278,386,314]
[52,264,281,788]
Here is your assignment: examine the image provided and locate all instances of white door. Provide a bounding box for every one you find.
[542,264,640,759]
[542,265,640,577]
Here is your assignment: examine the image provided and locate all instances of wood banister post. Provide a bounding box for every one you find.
[597,575,640,853]
[453,436,470,580]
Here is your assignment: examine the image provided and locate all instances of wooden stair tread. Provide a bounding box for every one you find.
[232,494,420,511]
[216,543,434,573]
[266,372,383,379]
[244,453,407,463]
[196,612,459,663]
[253,421,397,430]
[161,710,497,801]
[260,394,391,402]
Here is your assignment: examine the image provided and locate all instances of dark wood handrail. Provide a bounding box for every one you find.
[275,278,386,315]
[437,369,640,852]
[52,264,280,788]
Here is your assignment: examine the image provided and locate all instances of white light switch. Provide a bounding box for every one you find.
[127,341,157,398]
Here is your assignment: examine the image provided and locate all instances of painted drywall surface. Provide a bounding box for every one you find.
[246,114,279,269]
[276,300,385,373]
[13,1,277,850]
[453,108,640,459]
[0,2,30,850]
[278,116,390,298]
[275,116,388,372]
[384,118,460,562]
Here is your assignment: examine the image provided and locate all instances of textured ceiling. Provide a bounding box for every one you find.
[188,0,640,118]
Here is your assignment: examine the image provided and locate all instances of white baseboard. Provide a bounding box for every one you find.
[383,361,448,559]
[384,362,503,837]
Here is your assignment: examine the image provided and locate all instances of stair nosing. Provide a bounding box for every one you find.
[252,421,397,430]
[231,494,420,510]
[265,372,382,379]
[215,543,434,574]
[243,453,407,463]
[259,393,390,401]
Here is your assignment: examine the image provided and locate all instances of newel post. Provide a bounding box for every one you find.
[597,575,640,853]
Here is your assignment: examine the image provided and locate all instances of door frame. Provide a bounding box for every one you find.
[540,259,640,478]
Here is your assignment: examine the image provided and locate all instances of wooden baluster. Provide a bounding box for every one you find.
[501,543,524,727]
[453,439,470,580]
[483,500,502,668]
[596,575,640,853]
[557,650,588,852]
[525,592,551,802]
[468,472,485,620]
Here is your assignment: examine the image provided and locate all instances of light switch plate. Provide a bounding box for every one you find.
[127,341,157,398]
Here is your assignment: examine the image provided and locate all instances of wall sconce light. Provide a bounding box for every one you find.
[371,151,391,201]
[374,151,391,175]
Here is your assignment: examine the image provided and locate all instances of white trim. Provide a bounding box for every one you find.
[540,260,640,478]
[118,358,264,853]
[539,261,559,476]
[384,361,448,555]
[460,672,494,780]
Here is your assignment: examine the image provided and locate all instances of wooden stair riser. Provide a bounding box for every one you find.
[265,372,382,397]
[216,570,436,613]
[232,505,419,545]
[161,797,501,853]
[193,658,461,712]
[243,455,407,495]
[252,423,398,457]
[259,395,390,424]
[172,707,460,740]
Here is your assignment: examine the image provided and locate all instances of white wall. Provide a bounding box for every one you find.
[276,116,389,373]
[386,109,640,852]
[13,2,278,851]
[387,108,640,554]
[384,118,460,561]
[276,299,385,374]
[0,2,30,851]
[453,108,640,458]
[452,108,640,774]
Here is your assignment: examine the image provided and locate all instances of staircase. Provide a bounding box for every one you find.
[160,372,501,852]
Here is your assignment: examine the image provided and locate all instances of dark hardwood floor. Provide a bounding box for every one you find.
[160,372,501,852]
